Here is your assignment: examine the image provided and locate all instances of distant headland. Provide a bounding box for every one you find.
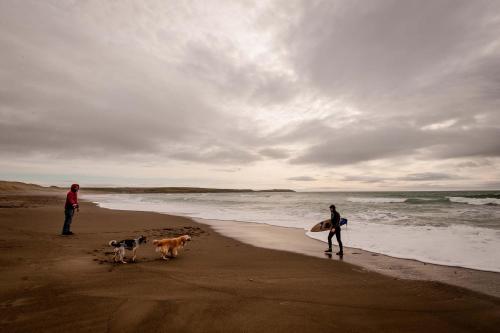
[84,187,295,194]
[0,181,295,194]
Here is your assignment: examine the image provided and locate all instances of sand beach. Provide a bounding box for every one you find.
[0,189,499,332]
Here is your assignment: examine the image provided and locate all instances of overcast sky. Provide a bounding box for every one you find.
[1,0,499,190]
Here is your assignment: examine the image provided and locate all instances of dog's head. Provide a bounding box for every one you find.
[138,235,147,244]
[180,235,191,245]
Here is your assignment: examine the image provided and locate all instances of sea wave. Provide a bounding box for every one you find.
[346,197,406,203]
[347,196,500,206]
[448,197,500,206]
[404,197,450,204]
[463,193,500,199]
[306,223,500,273]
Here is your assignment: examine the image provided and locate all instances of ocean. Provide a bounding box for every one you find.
[85,191,500,272]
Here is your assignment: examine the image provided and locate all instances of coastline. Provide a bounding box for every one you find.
[84,190,500,275]
[197,218,500,298]
[1,193,499,332]
[85,192,500,297]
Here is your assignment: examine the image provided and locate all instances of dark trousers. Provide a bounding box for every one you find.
[62,207,74,234]
[328,226,343,253]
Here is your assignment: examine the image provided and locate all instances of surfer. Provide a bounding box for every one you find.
[325,204,343,256]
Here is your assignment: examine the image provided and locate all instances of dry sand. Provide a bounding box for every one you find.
[0,193,499,332]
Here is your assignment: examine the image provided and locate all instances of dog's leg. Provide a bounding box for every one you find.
[161,248,169,260]
[113,248,119,263]
[132,247,137,262]
[172,248,178,257]
[120,247,127,264]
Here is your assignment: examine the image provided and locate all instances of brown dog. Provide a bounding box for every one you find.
[152,235,191,260]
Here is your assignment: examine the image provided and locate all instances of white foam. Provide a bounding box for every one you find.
[307,222,500,273]
[347,197,407,203]
[85,193,323,229]
[448,196,500,205]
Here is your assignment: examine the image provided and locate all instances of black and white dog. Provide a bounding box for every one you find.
[108,236,147,263]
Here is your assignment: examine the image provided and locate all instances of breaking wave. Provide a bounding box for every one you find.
[346,197,406,203]
[347,196,499,206]
[448,197,500,206]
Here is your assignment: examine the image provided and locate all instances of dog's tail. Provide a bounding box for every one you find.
[109,240,118,247]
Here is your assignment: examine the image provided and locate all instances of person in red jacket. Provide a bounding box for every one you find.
[62,184,79,235]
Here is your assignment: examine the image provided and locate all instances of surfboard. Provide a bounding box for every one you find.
[310,219,332,232]
[310,218,347,232]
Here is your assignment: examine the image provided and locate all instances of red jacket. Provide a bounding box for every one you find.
[65,185,79,209]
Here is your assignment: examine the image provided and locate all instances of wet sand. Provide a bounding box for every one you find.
[0,193,499,332]
[200,218,500,298]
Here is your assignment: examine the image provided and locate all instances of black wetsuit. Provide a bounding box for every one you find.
[328,211,343,254]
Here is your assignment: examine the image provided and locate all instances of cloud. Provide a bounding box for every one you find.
[455,160,493,169]
[287,176,317,181]
[0,1,288,159]
[398,172,456,182]
[179,42,298,106]
[0,0,499,189]
[289,126,429,165]
[0,1,230,158]
[259,148,289,159]
[210,168,241,173]
[342,175,386,183]
[286,121,500,166]
[456,161,482,168]
[170,146,259,164]
[288,0,500,98]
[281,0,500,168]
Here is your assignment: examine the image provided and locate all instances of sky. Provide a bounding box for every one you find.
[0,0,499,190]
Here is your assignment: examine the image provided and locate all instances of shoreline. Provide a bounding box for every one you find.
[86,196,500,298]
[84,191,500,275]
[196,217,500,298]
[1,193,499,332]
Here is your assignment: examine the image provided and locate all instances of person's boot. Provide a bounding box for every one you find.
[324,248,332,253]
[336,251,343,256]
